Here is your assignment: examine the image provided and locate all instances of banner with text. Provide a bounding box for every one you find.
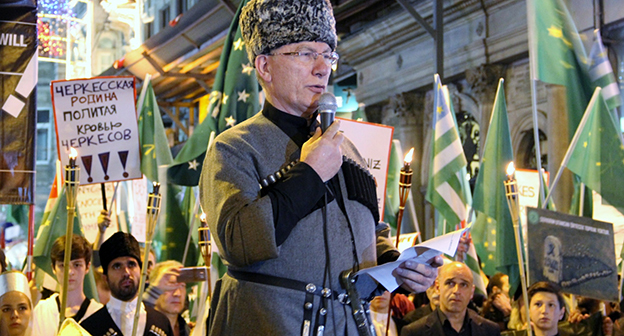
[516,169,549,241]
[338,118,394,219]
[527,207,618,302]
[51,76,141,185]
[0,3,38,204]
[76,182,119,243]
[130,177,148,242]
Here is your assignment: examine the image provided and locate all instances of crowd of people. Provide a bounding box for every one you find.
[0,217,190,336]
[0,227,621,336]
[374,256,624,336]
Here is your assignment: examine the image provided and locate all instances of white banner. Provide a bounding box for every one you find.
[51,76,141,185]
[338,118,394,220]
[515,169,549,242]
[130,178,148,242]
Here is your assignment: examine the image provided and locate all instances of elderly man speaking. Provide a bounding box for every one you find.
[200,0,442,335]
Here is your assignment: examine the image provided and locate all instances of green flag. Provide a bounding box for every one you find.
[383,140,401,229]
[588,30,622,113]
[153,185,198,266]
[471,79,520,293]
[138,81,173,182]
[426,75,469,231]
[425,75,486,295]
[565,88,624,210]
[32,185,98,300]
[527,0,592,136]
[167,0,260,186]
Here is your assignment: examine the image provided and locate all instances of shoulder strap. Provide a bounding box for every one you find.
[55,295,92,322]
[71,297,91,322]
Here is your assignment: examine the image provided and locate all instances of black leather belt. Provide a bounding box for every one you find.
[227,269,345,301]
[227,269,348,336]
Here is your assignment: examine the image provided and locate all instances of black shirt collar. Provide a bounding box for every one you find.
[437,307,472,335]
[261,101,319,148]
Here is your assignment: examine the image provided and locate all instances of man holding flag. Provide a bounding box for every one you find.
[200,0,441,335]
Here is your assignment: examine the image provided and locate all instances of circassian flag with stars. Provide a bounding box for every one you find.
[527,0,592,136]
[471,79,521,294]
[566,87,624,210]
[167,0,260,186]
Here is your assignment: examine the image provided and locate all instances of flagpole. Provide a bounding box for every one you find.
[385,148,414,336]
[505,163,532,336]
[59,148,79,328]
[578,182,585,216]
[131,183,161,336]
[526,0,546,208]
[26,204,35,281]
[182,191,200,265]
[182,131,216,264]
[543,89,600,207]
[406,191,422,243]
[530,79,547,206]
[137,74,152,113]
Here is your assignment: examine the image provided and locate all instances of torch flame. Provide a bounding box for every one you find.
[506,162,515,176]
[69,147,78,159]
[200,213,207,222]
[404,148,414,164]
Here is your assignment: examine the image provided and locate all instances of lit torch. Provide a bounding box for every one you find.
[59,147,80,326]
[504,162,532,336]
[198,213,212,296]
[385,148,414,336]
[396,148,414,246]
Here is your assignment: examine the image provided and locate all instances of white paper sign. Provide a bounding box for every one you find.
[51,76,141,185]
[515,169,549,236]
[130,177,148,242]
[76,182,119,243]
[358,226,469,292]
[338,118,394,220]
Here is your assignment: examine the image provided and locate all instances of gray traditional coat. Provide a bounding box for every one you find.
[200,106,384,335]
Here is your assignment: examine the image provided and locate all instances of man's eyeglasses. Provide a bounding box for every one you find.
[267,51,340,66]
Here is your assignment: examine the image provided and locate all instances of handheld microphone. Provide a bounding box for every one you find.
[318,92,337,133]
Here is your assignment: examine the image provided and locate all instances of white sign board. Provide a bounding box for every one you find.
[592,191,624,265]
[130,177,148,242]
[338,118,394,220]
[51,76,141,185]
[76,182,119,243]
[515,169,549,242]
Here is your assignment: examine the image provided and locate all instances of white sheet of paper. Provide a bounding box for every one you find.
[357,226,469,292]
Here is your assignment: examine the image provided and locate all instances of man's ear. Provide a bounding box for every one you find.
[559,307,566,321]
[255,55,272,83]
[85,262,91,274]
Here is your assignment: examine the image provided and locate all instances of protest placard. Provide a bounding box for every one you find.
[338,118,393,219]
[527,207,618,302]
[76,182,118,243]
[51,76,141,185]
[515,169,549,241]
[130,177,148,242]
